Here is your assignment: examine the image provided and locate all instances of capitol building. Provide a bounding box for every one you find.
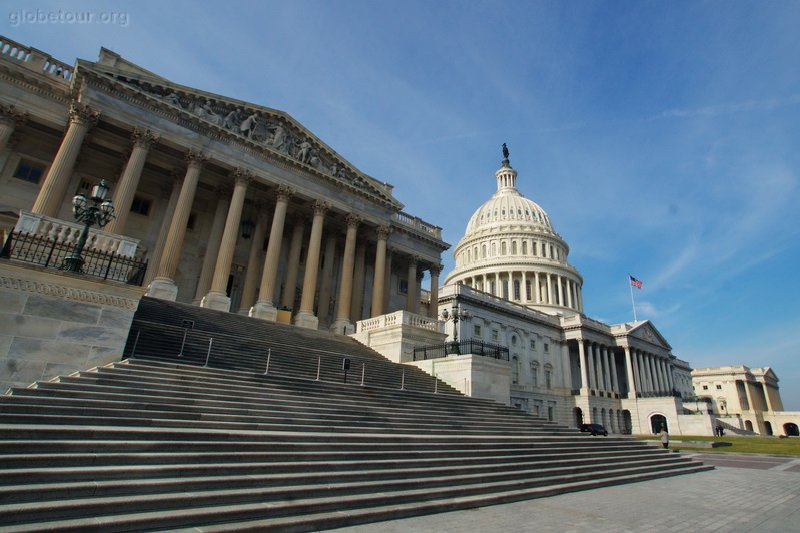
[1,34,797,437]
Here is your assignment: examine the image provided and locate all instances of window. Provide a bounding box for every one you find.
[473,324,482,337]
[703,385,709,390]
[511,336,517,346]
[716,384,722,390]
[546,369,552,389]
[531,362,539,386]
[13,160,45,184]
[501,241,507,255]
[513,280,520,300]
[399,279,408,294]
[491,329,499,341]
[511,241,517,254]
[544,342,550,354]
[130,195,152,216]
[522,241,528,254]
[511,356,519,384]
[530,339,536,351]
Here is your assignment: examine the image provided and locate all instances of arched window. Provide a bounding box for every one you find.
[491,242,496,256]
[513,280,521,300]
[501,241,507,255]
[522,241,528,255]
[511,241,517,254]
[481,244,486,258]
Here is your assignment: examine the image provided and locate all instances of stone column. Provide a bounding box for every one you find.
[201,169,251,311]
[577,339,589,390]
[521,272,528,303]
[370,225,390,317]
[382,247,393,312]
[743,381,756,412]
[601,346,611,392]
[250,185,293,320]
[292,200,329,328]
[332,214,360,333]
[666,361,675,392]
[624,346,638,398]
[316,233,338,326]
[143,175,181,286]
[609,350,620,394]
[32,101,100,217]
[557,275,564,306]
[566,279,573,309]
[105,128,159,234]
[561,342,573,391]
[429,264,440,317]
[238,204,269,313]
[147,151,205,300]
[280,219,306,310]
[193,186,231,304]
[633,350,644,393]
[406,255,418,312]
[534,272,540,303]
[350,243,366,321]
[546,274,553,304]
[762,383,774,412]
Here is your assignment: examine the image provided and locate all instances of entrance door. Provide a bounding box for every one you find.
[651,414,667,434]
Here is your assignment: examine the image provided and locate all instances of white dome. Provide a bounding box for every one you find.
[444,151,583,316]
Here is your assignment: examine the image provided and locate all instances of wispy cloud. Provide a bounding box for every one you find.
[659,94,800,119]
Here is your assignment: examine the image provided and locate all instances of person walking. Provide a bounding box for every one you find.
[660,426,670,449]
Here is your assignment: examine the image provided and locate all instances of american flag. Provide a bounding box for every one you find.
[629,275,643,289]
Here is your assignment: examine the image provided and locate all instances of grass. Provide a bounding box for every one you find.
[636,435,800,456]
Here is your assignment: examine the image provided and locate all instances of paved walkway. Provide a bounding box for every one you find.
[334,452,800,532]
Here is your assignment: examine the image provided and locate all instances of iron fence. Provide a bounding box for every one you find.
[1,231,147,285]
[413,339,509,361]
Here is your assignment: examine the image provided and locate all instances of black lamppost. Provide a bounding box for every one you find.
[62,180,115,273]
[441,301,469,354]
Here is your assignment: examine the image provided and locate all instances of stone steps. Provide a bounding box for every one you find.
[0,297,711,531]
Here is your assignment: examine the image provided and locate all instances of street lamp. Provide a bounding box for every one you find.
[62,180,115,273]
[441,301,470,354]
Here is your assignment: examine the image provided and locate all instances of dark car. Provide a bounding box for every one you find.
[579,423,608,436]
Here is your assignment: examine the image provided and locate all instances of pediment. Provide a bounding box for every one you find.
[626,321,672,350]
[74,60,403,209]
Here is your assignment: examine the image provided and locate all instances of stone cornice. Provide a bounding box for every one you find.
[0,62,71,108]
[0,271,142,311]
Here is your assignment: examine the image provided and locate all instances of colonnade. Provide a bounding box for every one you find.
[461,271,582,312]
[25,101,439,330]
[575,340,621,397]
[622,345,674,397]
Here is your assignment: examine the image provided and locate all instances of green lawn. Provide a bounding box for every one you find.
[636,435,800,455]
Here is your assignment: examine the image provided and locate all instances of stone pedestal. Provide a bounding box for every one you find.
[330,319,354,335]
[146,277,179,301]
[200,291,231,312]
[249,302,277,322]
[293,310,319,330]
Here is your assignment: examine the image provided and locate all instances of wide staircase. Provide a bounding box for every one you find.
[0,298,712,532]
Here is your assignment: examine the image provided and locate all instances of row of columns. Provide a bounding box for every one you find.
[23,100,440,330]
[576,340,621,396]
[623,345,674,397]
[463,271,582,312]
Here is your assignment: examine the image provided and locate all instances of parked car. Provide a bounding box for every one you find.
[579,423,608,436]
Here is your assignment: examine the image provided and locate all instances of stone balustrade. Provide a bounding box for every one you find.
[356,310,442,334]
[393,211,442,239]
[14,210,140,257]
[0,36,72,82]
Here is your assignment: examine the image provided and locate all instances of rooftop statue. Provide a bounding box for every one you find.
[502,142,509,160]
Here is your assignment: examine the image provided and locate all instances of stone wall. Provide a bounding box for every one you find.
[0,261,145,393]
[410,354,511,405]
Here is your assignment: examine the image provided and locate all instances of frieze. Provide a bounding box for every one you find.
[77,64,400,208]
[0,275,140,311]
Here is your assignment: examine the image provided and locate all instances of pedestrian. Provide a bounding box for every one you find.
[660,426,669,449]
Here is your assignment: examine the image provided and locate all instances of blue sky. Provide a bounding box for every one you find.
[4,1,800,409]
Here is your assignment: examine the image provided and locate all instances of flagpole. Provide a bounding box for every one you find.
[628,274,637,322]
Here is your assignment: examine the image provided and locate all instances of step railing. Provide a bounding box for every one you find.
[125,322,456,395]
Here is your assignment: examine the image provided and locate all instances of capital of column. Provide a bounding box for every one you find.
[68,101,100,126]
[131,127,159,149]
[230,167,254,187]
[312,199,331,216]
[184,149,207,169]
[430,263,442,276]
[275,184,295,202]
[376,224,392,240]
[0,103,28,127]
[345,213,362,228]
